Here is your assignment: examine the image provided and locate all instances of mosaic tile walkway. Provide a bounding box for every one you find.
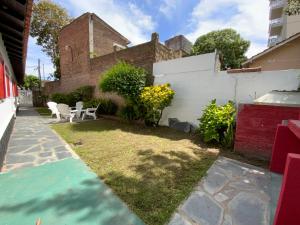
[3,107,74,171]
[168,157,281,225]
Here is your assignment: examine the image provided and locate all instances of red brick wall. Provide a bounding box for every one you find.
[92,15,129,57]
[44,14,182,100]
[234,104,300,160]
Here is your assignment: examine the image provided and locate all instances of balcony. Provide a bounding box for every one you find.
[268,36,283,46]
[270,0,285,10]
[270,17,283,28]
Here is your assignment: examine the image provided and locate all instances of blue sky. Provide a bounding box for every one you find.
[26,0,270,78]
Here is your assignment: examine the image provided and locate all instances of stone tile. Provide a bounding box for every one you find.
[182,191,223,225]
[203,167,228,194]
[215,193,229,203]
[6,154,35,164]
[55,146,69,152]
[228,192,269,225]
[8,145,32,154]
[56,151,72,159]
[3,107,75,172]
[168,213,192,225]
[39,152,53,157]
[222,215,232,225]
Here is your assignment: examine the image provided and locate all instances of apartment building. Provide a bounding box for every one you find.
[269,0,300,46]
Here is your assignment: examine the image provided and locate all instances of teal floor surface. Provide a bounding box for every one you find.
[0,158,145,225]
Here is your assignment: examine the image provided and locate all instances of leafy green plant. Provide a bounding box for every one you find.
[140,83,175,126]
[119,104,141,121]
[51,85,95,106]
[99,61,147,103]
[192,29,250,69]
[198,100,236,148]
[50,93,69,104]
[24,75,40,90]
[73,85,94,102]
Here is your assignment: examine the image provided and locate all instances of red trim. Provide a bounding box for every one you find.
[0,60,5,99]
[5,74,11,98]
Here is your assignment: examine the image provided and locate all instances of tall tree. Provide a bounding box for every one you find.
[30,0,72,79]
[285,0,300,15]
[23,75,40,90]
[192,29,250,69]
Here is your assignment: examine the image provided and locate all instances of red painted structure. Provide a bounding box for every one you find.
[234,104,300,160]
[270,120,300,173]
[271,120,300,225]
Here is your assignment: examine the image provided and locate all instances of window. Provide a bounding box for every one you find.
[0,58,5,99]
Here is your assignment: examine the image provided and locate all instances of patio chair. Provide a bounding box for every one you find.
[82,104,99,120]
[56,104,77,123]
[70,101,84,119]
[47,101,60,119]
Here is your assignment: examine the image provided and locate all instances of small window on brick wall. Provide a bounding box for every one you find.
[0,59,5,99]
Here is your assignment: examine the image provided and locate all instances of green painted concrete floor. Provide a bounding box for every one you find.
[0,158,145,225]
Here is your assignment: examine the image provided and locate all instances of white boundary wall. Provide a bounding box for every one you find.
[153,53,300,126]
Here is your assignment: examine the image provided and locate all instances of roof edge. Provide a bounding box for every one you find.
[243,32,300,66]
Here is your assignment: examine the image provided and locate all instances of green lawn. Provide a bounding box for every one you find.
[35,107,51,116]
[52,119,218,225]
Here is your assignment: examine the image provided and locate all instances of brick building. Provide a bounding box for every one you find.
[44,13,185,103]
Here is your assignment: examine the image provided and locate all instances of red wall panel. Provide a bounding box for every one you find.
[0,60,5,99]
[234,104,300,160]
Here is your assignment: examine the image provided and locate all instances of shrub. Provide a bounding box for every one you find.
[140,83,175,126]
[198,99,236,147]
[99,61,147,103]
[73,85,94,102]
[51,93,69,104]
[51,85,95,106]
[119,104,141,121]
[83,98,118,115]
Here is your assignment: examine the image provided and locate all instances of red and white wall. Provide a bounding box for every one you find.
[0,34,18,141]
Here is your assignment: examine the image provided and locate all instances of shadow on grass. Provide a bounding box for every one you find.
[100,148,217,225]
[0,178,144,225]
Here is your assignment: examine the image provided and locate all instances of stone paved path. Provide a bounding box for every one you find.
[168,157,280,225]
[3,107,74,171]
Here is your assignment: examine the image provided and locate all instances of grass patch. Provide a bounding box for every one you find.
[52,119,218,225]
[35,107,51,116]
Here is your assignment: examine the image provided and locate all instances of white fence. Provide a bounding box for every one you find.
[18,89,33,107]
[153,53,300,126]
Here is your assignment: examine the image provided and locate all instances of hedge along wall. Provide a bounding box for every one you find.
[153,53,300,126]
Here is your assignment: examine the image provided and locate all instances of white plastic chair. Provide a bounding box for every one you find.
[47,102,60,119]
[82,104,99,120]
[57,104,77,123]
[71,101,84,119]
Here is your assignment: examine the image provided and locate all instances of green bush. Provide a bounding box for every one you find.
[99,61,147,103]
[198,99,236,147]
[119,104,141,121]
[50,85,95,106]
[83,98,118,115]
[73,85,94,102]
[140,83,175,126]
[51,93,69,104]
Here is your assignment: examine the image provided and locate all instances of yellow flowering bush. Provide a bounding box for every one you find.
[140,83,175,126]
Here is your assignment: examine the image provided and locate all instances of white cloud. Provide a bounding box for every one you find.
[159,0,178,19]
[186,0,270,57]
[65,0,156,45]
